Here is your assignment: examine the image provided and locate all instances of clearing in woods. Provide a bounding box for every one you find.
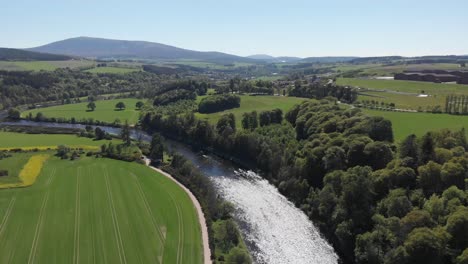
[0,157,203,264]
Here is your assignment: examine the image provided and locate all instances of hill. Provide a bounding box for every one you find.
[28,37,254,63]
[300,56,358,63]
[247,54,302,62]
[0,48,73,61]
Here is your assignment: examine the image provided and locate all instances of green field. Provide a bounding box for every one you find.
[0,153,34,185]
[23,99,143,124]
[363,109,468,141]
[0,60,95,71]
[338,78,468,110]
[85,67,140,74]
[0,132,120,149]
[0,156,203,263]
[332,63,463,76]
[195,95,307,127]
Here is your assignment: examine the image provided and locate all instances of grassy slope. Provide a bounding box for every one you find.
[0,157,203,263]
[0,132,120,149]
[195,95,307,127]
[23,99,142,124]
[363,109,468,141]
[85,66,140,74]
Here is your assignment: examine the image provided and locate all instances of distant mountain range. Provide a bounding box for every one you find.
[247,54,302,62]
[0,48,73,61]
[28,37,254,63]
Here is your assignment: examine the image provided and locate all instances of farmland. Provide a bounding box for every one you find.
[0,156,203,263]
[195,95,307,127]
[362,109,468,141]
[0,60,95,71]
[23,99,143,125]
[338,78,468,110]
[85,66,140,74]
[0,132,120,150]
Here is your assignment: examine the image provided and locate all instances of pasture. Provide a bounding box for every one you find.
[339,78,468,110]
[23,99,143,125]
[363,109,468,141]
[0,157,203,263]
[0,60,95,71]
[195,95,307,127]
[85,67,140,74]
[0,132,120,150]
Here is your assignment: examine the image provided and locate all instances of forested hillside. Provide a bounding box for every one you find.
[0,48,73,61]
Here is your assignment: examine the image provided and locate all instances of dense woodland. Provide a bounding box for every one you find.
[142,98,467,264]
[0,69,163,109]
[198,94,241,113]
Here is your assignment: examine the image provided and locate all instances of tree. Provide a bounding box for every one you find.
[226,247,252,264]
[87,101,96,111]
[7,108,20,119]
[445,206,468,249]
[420,132,435,164]
[403,227,449,264]
[149,133,164,164]
[115,101,126,110]
[135,101,144,109]
[120,120,131,145]
[95,127,106,140]
[417,161,442,196]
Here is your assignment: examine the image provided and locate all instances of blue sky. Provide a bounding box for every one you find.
[1,0,467,57]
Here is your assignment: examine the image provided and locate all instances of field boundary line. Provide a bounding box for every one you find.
[73,168,81,264]
[104,168,127,264]
[0,196,17,239]
[131,172,166,261]
[27,191,50,264]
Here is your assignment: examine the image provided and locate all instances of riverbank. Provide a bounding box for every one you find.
[144,158,212,264]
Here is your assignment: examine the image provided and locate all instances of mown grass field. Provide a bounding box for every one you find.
[23,99,142,124]
[0,60,95,71]
[85,66,140,74]
[363,109,468,141]
[0,156,203,263]
[195,95,307,127]
[0,132,120,149]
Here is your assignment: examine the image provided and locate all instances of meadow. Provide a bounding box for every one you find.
[338,78,468,110]
[23,99,143,125]
[0,156,203,263]
[195,95,307,127]
[0,132,120,150]
[363,109,468,141]
[85,66,140,74]
[0,60,95,71]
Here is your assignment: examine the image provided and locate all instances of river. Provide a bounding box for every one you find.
[1,120,339,264]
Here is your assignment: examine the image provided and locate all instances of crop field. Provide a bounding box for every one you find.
[85,67,140,74]
[0,60,95,71]
[195,95,307,127]
[332,63,463,76]
[23,99,143,124]
[363,109,468,141]
[0,157,203,263]
[0,132,120,150]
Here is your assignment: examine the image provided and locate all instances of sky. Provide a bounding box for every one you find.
[1,0,468,57]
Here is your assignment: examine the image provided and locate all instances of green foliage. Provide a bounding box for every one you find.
[198,94,240,114]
